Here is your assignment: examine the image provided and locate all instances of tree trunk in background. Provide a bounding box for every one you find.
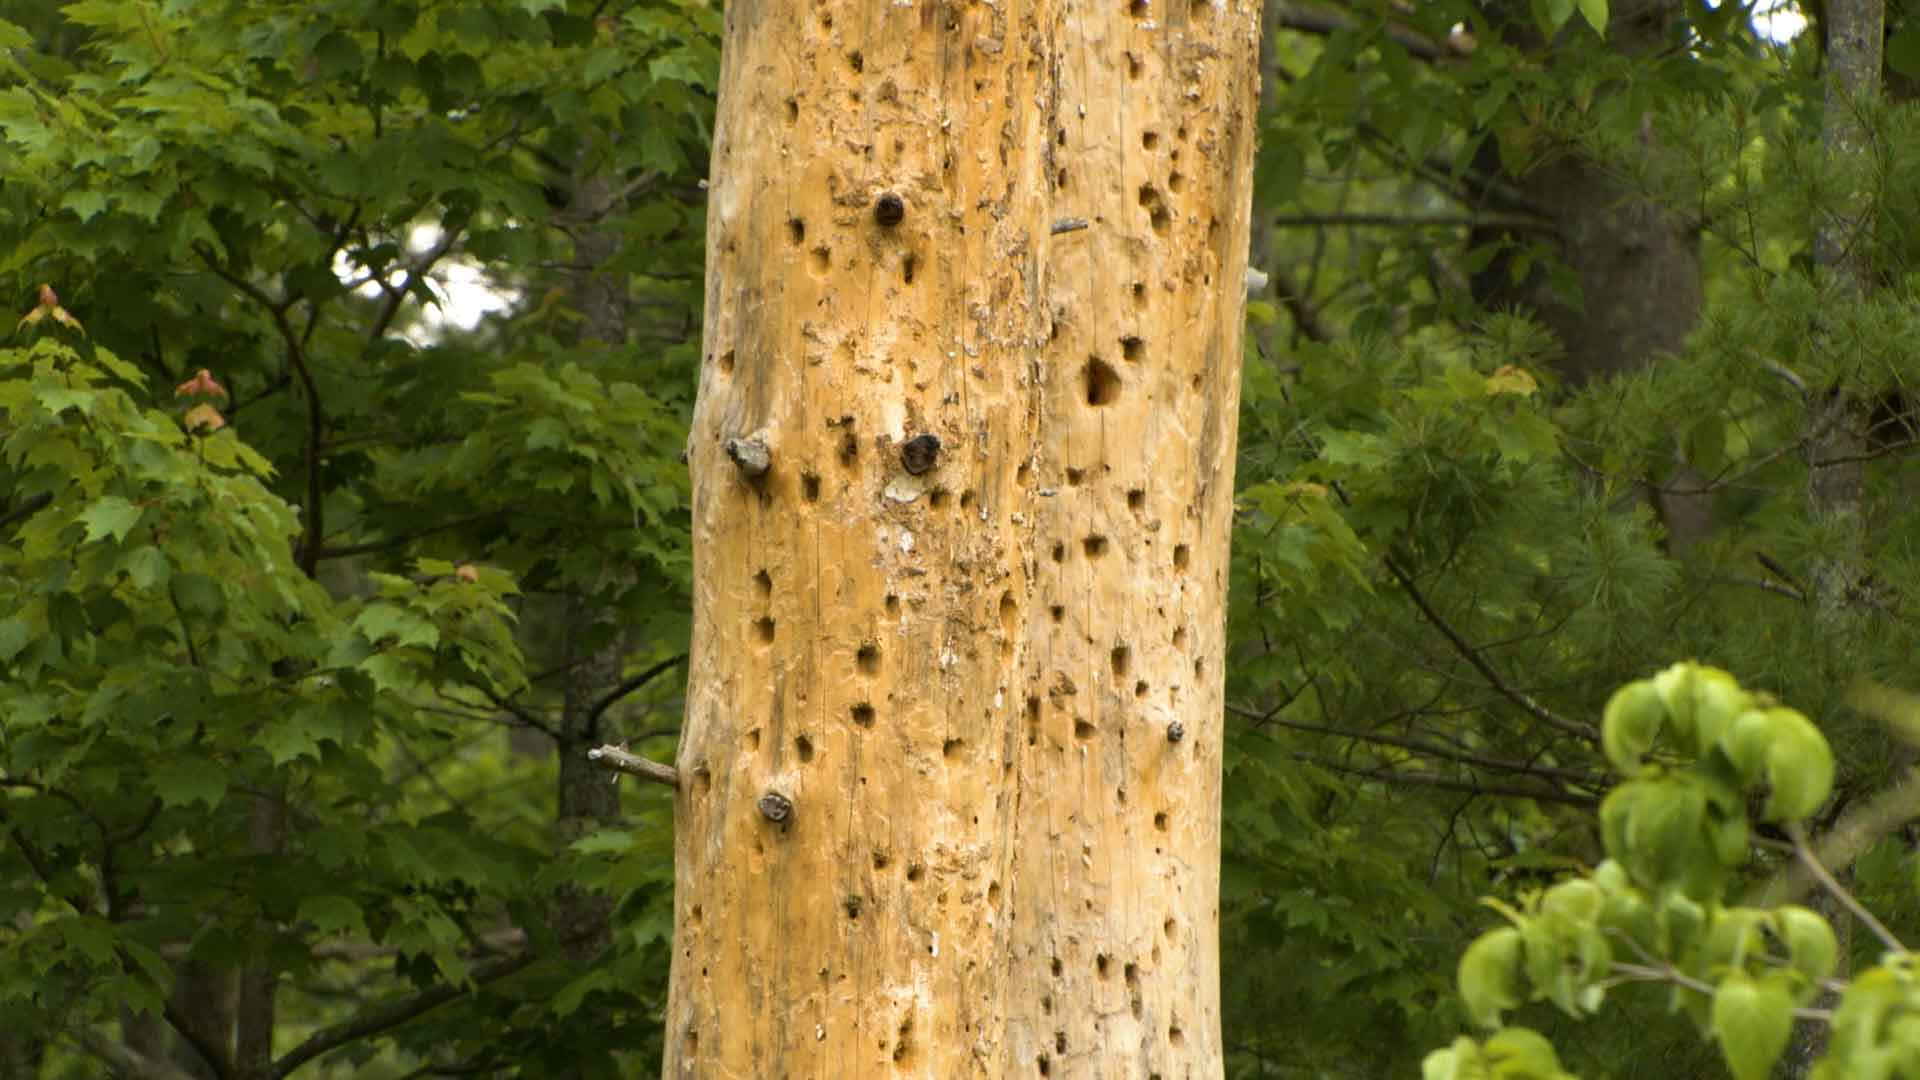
[549,168,632,962]
[1469,0,1711,544]
[1805,0,1880,619]
[664,0,1260,1073]
[1469,0,1701,387]
[1785,0,1883,1073]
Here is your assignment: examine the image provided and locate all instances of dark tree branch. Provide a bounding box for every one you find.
[1273,2,1469,61]
[1383,556,1598,743]
[365,227,462,348]
[1264,264,1334,345]
[0,809,98,915]
[478,687,560,740]
[228,373,294,419]
[163,996,235,1080]
[1755,552,1812,600]
[0,492,52,530]
[196,248,326,577]
[271,951,535,1079]
[313,511,506,561]
[1273,211,1555,232]
[588,653,688,722]
[1235,707,1607,788]
[71,1026,205,1080]
[1288,750,1599,807]
[1718,574,1807,603]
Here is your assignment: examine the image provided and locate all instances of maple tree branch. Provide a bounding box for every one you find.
[270,950,535,1079]
[588,653,688,722]
[70,1026,205,1080]
[196,248,327,576]
[313,511,506,561]
[365,226,463,347]
[476,686,560,740]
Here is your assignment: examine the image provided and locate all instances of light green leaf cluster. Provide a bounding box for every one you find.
[1425,1027,1575,1079]
[1436,667,1903,1080]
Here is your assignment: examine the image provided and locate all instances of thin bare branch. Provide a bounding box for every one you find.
[1287,750,1598,807]
[586,744,680,788]
[1273,211,1554,232]
[1243,711,1607,788]
[1789,822,1904,954]
[1383,556,1598,743]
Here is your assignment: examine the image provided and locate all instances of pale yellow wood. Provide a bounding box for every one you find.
[667,0,1259,1073]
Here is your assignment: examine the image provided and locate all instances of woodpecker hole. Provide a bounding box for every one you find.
[1085,357,1121,406]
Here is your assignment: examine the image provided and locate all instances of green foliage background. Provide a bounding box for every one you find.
[2,0,1919,1076]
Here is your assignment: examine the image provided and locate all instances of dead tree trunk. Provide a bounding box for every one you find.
[664,0,1261,1074]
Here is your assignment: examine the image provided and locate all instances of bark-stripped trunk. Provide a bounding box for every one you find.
[665,0,1260,1074]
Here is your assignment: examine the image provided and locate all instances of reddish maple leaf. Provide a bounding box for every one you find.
[175,368,229,399]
